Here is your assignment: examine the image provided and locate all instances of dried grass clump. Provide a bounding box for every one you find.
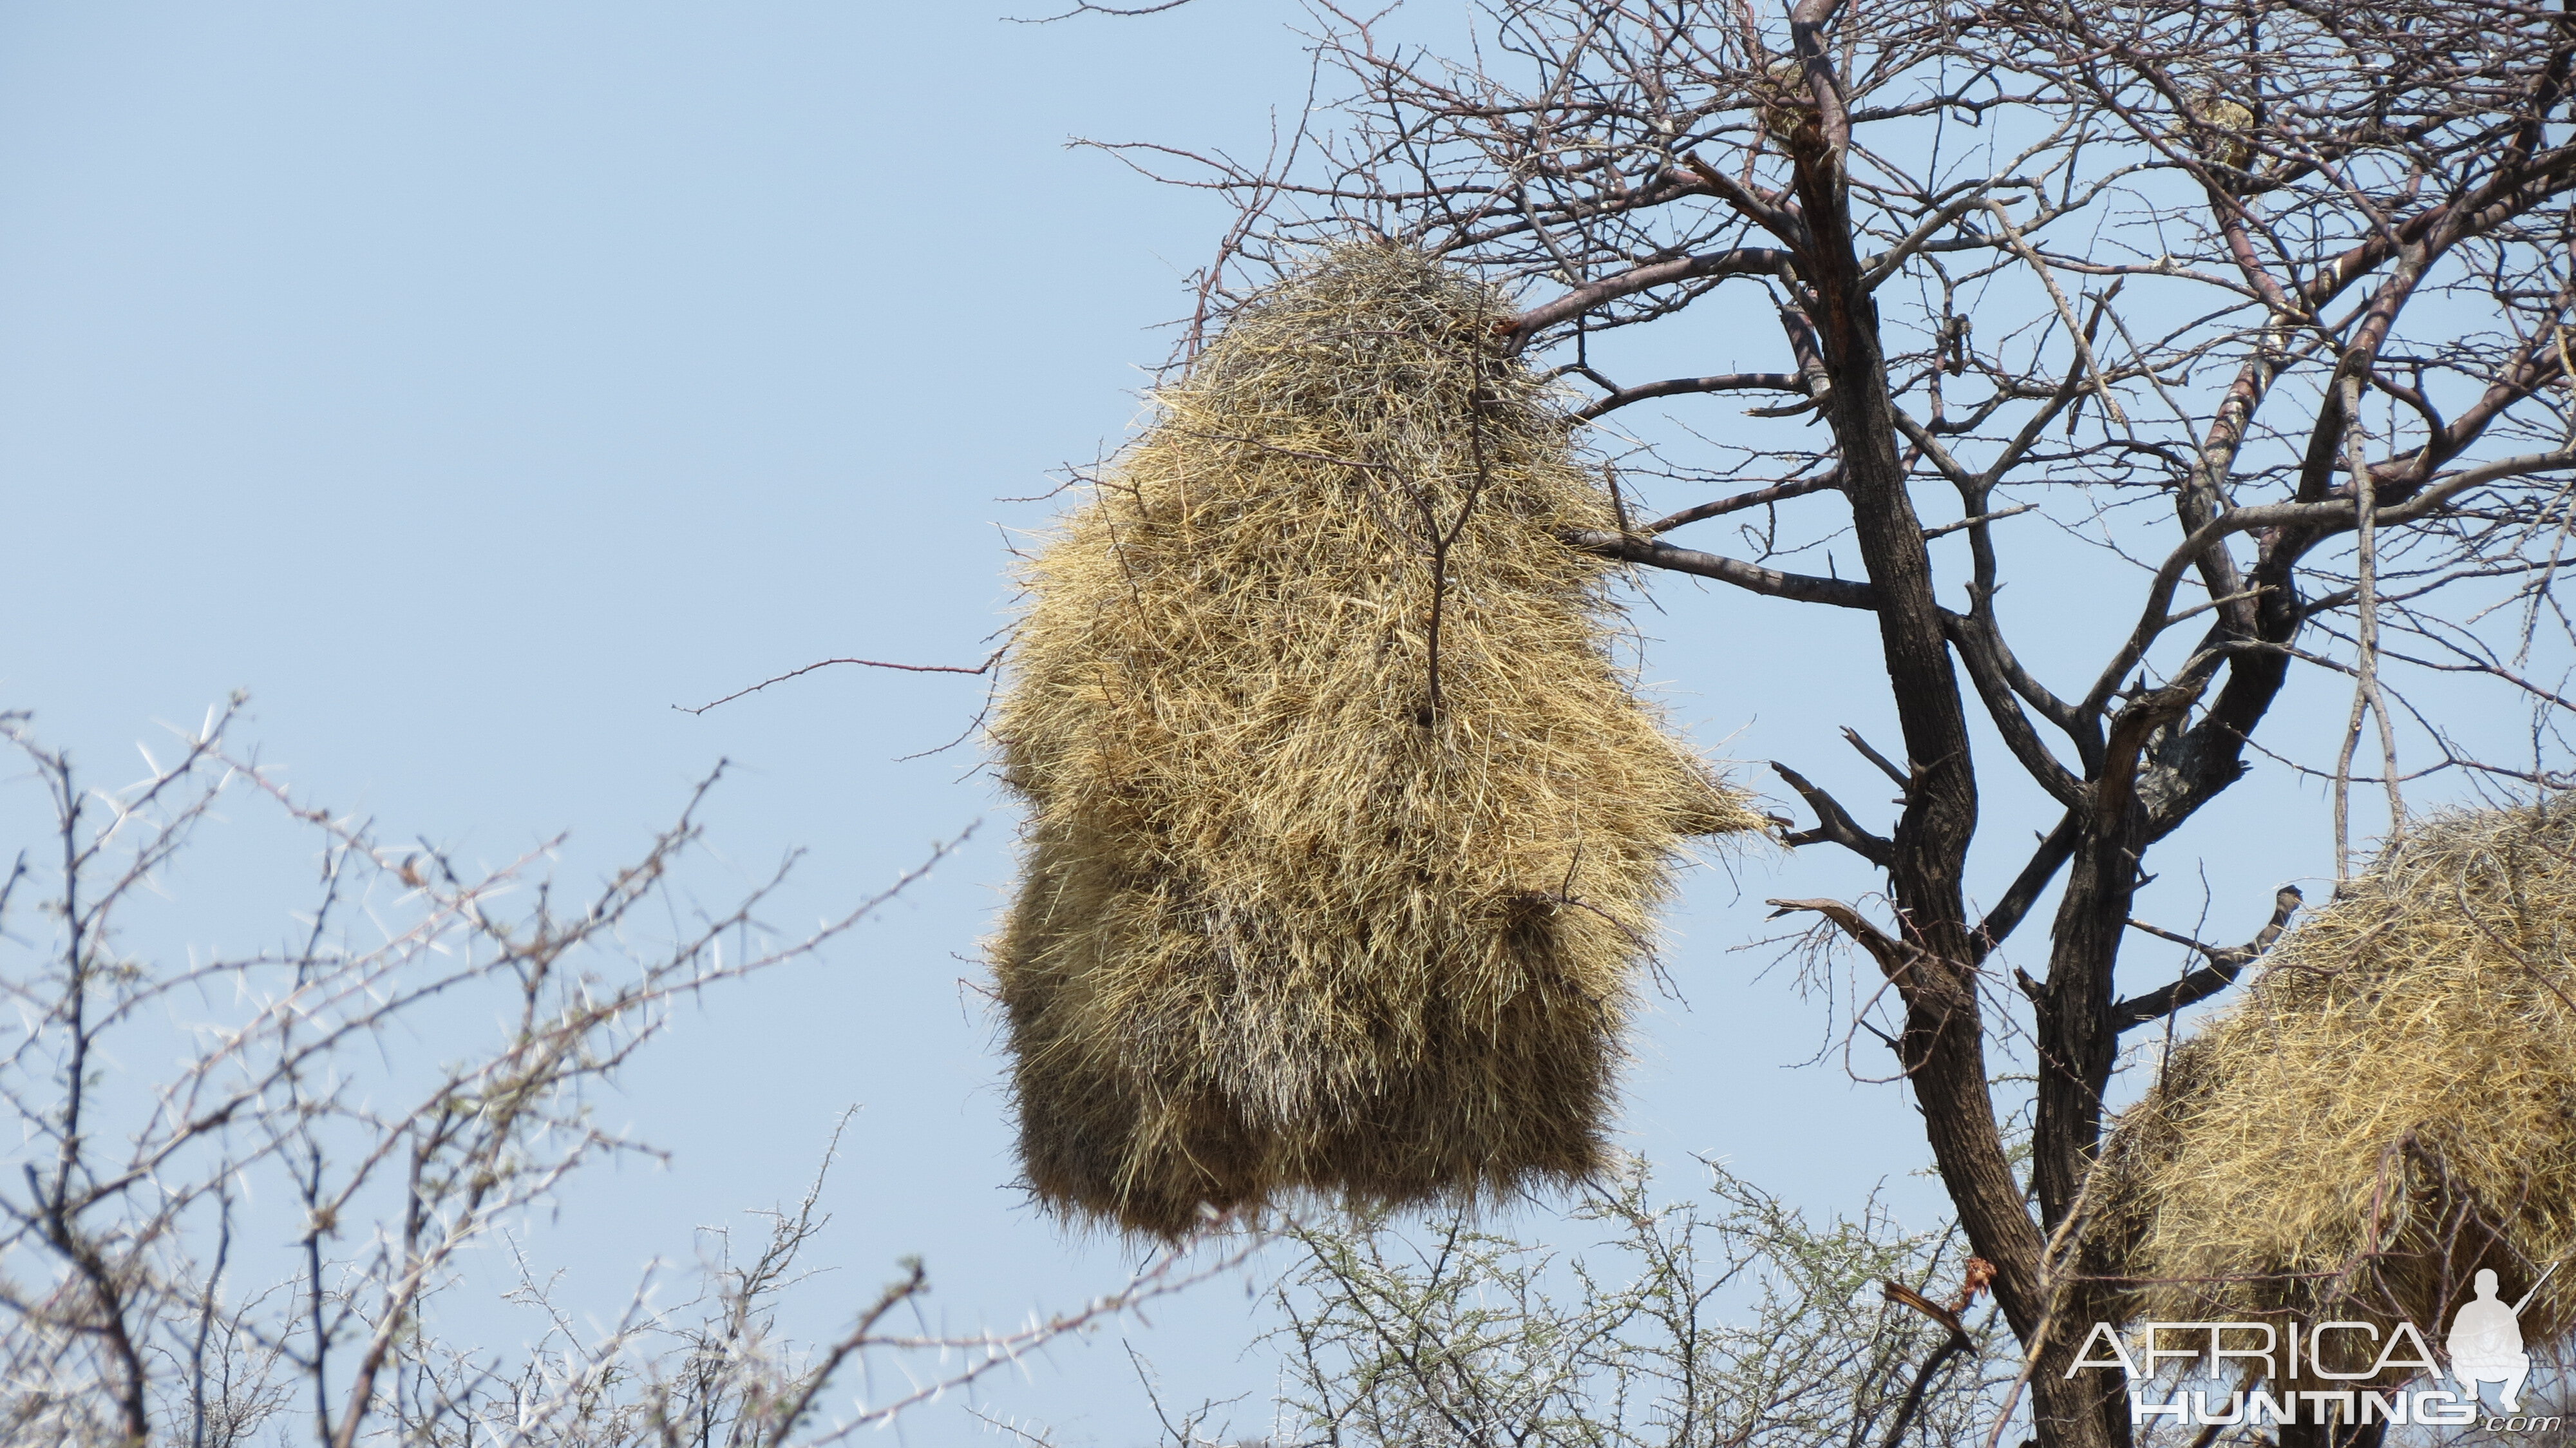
[2089,798,2576,1373]
[991,242,1761,1239]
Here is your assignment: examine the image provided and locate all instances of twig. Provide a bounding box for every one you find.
[1842,727,1913,794]
[1920,503,2038,540]
[1985,200,2128,429]
[1641,470,1843,534]
[1771,763,1897,866]
[677,649,1006,716]
[2332,368,2403,882]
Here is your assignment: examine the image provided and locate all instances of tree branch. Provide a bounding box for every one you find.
[1504,247,1796,346]
[2113,885,2303,1031]
[677,649,1006,716]
[1575,372,1808,421]
[1640,471,1843,533]
[1772,762,1896,867]
[1564,529,1879,608]
[1971,812,2081,963]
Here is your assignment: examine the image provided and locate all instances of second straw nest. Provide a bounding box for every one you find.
[991,243,1762,1238]
[2088,797,2576,1373]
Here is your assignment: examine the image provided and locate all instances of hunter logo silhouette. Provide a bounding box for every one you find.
[2450,1264,2559,1412]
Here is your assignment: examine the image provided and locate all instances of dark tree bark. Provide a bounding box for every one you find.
[1086,1,2576,1443]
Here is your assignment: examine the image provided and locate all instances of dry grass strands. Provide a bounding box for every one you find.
[2088,798,2576,1380]
[992,243,1761,1239]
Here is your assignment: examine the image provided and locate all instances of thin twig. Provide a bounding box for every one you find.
[677,649,1006,716]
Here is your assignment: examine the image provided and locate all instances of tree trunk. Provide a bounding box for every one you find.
[1776,38,2118,1446]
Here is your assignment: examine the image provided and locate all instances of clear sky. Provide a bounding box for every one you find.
[0,5,2390,1443]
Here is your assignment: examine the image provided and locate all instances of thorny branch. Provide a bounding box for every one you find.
[0,703,1230,1445]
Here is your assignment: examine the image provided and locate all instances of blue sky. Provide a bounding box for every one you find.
[0,5,2393,1442]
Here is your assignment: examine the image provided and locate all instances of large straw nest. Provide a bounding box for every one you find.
[991,242,1762,1239]
[2088,797,2576,1377]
